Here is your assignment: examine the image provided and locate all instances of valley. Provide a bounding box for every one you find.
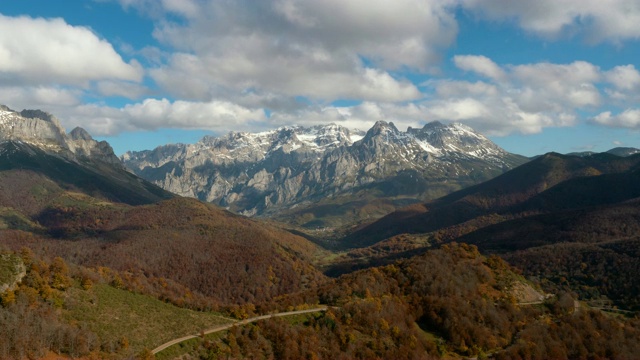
[1,105,639,359]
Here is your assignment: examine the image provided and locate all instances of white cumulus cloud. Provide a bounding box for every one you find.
[61,98,266,136]
[453,55,507,81]
[0,86,80,109]
[510,61,601,110]
[459,0,640,43]
[268,101,428,133]
[593,109,640,128]
[0,14,142,86]
[421,58,616,135]
[604,65,640,91]
[7,0,640,143]
[142,0,455,102]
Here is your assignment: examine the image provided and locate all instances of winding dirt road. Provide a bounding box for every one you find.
[152,307,328,355]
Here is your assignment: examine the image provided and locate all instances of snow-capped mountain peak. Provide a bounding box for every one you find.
[407,121,502,158]
[0,104,121,166]
[123,121,527,217]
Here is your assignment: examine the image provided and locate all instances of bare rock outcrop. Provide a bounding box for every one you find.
[123,121,528,216]
[0,105,121,166]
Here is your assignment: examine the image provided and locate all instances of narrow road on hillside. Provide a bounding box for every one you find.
[516,300,545,305]
[152,307,329,355]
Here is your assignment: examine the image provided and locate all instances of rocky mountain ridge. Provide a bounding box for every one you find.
[123,120,528,218]
[563,147,640,158]
[0,104,120,166]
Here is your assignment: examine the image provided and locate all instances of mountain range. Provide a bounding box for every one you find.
[565,147,640,158]
[0,105,323,306]
[122,120,528,228]
[1,104,640,359]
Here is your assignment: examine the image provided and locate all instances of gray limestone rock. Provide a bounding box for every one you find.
[123,121,528,216]
[0,105,122,166]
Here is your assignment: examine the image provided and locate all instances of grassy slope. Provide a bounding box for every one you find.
[65,283,234,354]
[155,312,320,360]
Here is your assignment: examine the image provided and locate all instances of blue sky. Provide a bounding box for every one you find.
[1,0,640,156]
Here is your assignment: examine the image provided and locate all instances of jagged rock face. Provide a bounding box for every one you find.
[123,121,528,216]
[0,107,68,150]
[68,126,121,165]
[0,105,121,166]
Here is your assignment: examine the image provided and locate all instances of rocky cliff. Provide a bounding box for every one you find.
[0,105,121,166]
[123,121,528,217]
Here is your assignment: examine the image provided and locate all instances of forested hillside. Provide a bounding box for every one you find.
[308,155,640,340]
[173,244,640,359]
[346,153,640,247]
[1,196,325,306]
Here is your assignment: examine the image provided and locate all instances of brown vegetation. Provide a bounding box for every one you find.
[185,243,640,359]
[346,153,640,246]
[2,197,326,306]
[0,250,99,359]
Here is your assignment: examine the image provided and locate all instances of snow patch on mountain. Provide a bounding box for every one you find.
[123,120,527,217]
[0,104,121,166]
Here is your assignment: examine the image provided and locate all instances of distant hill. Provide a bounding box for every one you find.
[606,146,640,157]
[460,198,640,253]
[549,146,639,158]
[339,151,640,310]
[457,197,640,310]
[346,152,640,247]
